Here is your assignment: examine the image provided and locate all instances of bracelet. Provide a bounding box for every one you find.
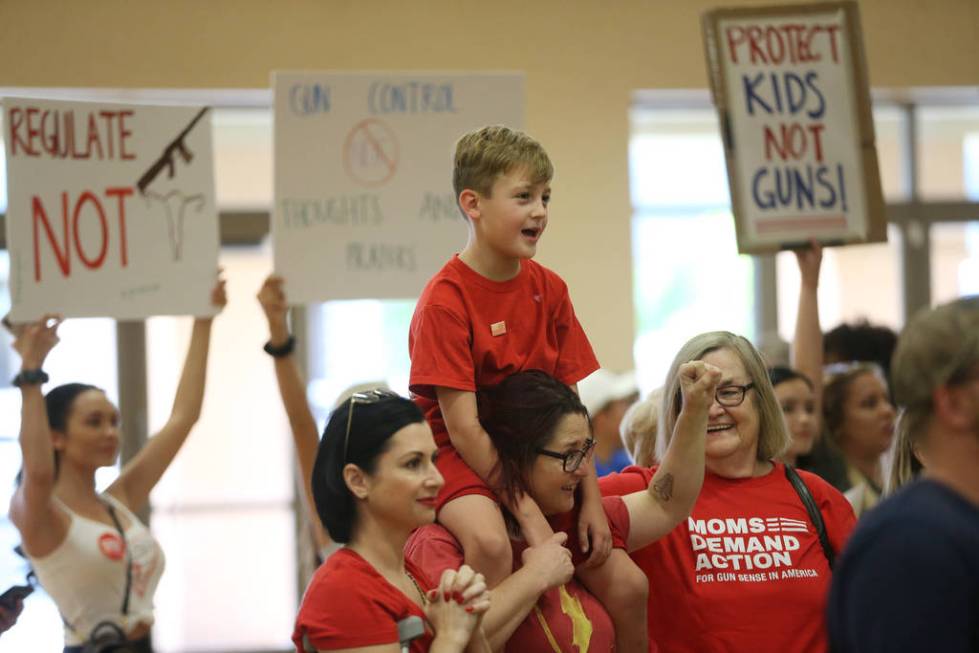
[12,368,49,387]
[263,335,295,358]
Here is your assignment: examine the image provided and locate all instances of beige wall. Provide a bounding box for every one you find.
[2,0,977,369]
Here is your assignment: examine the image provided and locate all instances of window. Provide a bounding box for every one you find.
[629,107,755,391]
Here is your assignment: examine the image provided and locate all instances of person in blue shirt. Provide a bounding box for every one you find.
[827,296,979,653]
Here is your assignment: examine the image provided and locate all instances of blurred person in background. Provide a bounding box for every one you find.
[618,388,663,468]
[578,369,639,475]
[828,296,979,653]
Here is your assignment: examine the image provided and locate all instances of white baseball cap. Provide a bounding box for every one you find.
[577,369,638,415]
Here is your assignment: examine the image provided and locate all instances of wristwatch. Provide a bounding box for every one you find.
[12,369,49,387]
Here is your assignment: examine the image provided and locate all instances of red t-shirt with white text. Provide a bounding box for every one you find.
[599,463,855,653]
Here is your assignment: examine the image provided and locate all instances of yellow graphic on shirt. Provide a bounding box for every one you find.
[533,584,594,652]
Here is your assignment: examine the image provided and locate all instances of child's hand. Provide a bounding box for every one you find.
[521,532,574,592]
[578,496,612,568]
[678,361,722,416]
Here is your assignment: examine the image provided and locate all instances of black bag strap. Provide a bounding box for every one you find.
[785,464,835,569]
[102,499,133,616]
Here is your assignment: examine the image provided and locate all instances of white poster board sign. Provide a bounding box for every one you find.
[273,72,524,302]
[3,98,220,320]
[703,2,885,253]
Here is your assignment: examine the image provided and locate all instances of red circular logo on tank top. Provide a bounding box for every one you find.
[98,532,126,561]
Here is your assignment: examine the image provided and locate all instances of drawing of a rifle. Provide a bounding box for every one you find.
[137,107,210,194]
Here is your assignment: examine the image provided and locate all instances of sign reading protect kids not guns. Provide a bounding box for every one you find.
[3,98,220,321]
[703,2,886,253]
[273,72,524,303]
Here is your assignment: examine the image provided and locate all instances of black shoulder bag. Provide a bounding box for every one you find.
[784,464,835,569]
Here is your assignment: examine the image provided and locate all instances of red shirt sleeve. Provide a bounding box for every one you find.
[404,524,465,584]
[409,303,476,399]
[602,495,631,549]
[548,275,599,386]
[598,465,654,497]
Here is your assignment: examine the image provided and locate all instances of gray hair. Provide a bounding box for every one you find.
[657,331,790,463]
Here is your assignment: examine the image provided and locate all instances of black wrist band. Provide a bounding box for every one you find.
[263,335,295,358]
[12,369,49,387]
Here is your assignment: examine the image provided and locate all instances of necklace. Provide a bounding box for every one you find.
[404,569,427,605]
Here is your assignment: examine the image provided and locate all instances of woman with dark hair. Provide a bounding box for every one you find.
[769,366,819,466]
[601,331,856,653]
[406,364,719,651]
[819,361,896,515]
[293,390,490,653]
[7,280,225,653]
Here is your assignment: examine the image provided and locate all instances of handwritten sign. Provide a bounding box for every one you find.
[273,72,524,302]
[3,98,220,320]
[703,2,886,253]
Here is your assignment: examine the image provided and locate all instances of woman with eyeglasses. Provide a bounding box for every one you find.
[7,279,225,653]
[293,390,490,653]
[406,365,719,651]
[600,331,857,653]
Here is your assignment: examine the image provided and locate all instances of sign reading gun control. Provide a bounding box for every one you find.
[3,98,220,320]
[273,72,524,303]
[702,2,886,253]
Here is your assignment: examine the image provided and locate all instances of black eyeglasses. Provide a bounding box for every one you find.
[536,438,596,473]
[343,389,400,462]
[715,383,754,407]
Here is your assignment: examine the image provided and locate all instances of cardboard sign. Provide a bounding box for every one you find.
[3,98,220,320]
[703,2,886,253]
[273,72,524,303]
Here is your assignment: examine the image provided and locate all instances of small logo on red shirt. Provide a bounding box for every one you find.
[490,321,507,336]
[98,532,126,561]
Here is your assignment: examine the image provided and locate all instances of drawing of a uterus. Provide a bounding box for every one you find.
[135,108,209,262]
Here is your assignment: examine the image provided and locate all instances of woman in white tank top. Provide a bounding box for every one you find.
[7,279,225,652]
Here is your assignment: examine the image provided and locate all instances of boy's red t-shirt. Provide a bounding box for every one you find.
[599,463,856,653]
[409,255,599,449]
[292,548,434,653]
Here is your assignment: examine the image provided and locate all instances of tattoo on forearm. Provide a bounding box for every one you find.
[653,473,674,502]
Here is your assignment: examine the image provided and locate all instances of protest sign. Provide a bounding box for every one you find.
[3,98,220,320]
[703,2,886,253]
[273,72,524,302]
